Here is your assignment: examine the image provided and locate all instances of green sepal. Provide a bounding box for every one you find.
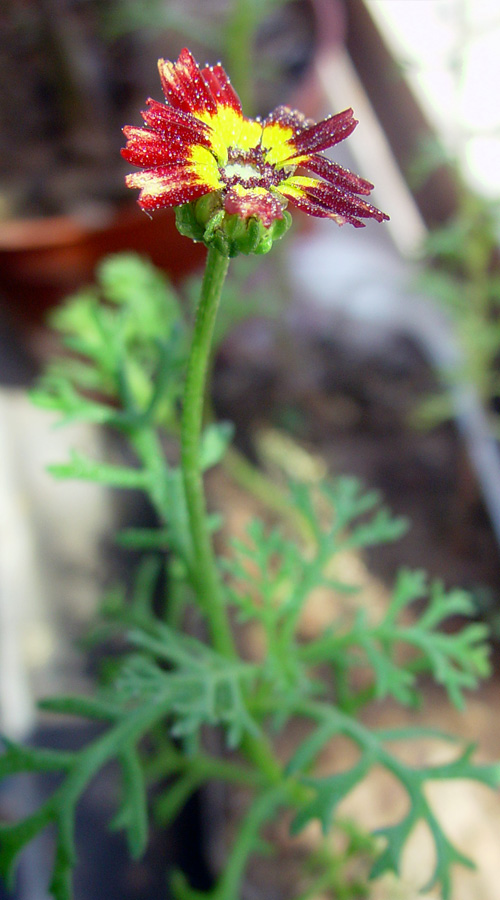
[174,199,208,244]
[175,195,292,257]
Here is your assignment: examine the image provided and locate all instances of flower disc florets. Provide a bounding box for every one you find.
[122,48,389,256]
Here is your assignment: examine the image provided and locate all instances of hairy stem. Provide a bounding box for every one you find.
[179,245,283,786]
[180,247,234,653]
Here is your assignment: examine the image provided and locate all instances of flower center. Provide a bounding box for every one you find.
[223,161,260,183]
[219,146,291,193]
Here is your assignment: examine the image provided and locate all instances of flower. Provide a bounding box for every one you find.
[122,48,388,250]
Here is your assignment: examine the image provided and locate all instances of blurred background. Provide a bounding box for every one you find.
[1,1,500,898]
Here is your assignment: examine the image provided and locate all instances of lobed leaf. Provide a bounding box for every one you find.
[287,701,500,900]
[291,755,373,835]
[111,747,149,859]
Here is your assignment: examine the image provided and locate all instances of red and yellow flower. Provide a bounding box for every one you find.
[122,48,388,254]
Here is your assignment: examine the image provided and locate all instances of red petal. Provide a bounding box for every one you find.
[121,126,193,168]
[201,63,242,113]
[278,188,333,220]
[224,189,284,227]
[303,155,374,195]
[285,190,366,226]
[141,99,212,144]
[125,164,211,212]
[304,181,389,223]
[288,108,358,155]
[158,48,217,116]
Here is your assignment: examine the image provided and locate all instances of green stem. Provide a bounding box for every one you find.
[180,245,233,656]
[214,786,285,900]
[180,245,283,787]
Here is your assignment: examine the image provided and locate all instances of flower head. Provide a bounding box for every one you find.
[122,48,388,255]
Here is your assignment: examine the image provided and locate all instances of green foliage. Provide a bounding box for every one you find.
[220,480,497,898]
[223,478,408,705]
[114,628,261,749]
[415,185,500,433]
[287,706,500,895]
[297,824,377,900]
[1,253,498,900]
[301,567,490,710]
[0,694,170,897]
[31,253,188,430]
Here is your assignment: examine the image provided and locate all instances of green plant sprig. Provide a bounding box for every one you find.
[1,252,498,900]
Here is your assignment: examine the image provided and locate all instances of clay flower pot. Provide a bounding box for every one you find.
[0,206,206,330]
